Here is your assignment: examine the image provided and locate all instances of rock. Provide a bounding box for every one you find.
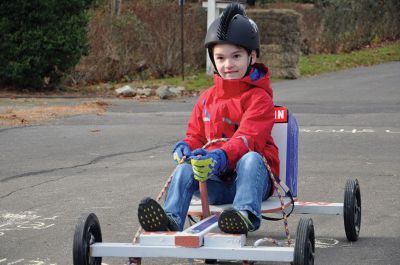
[115,85,136,97]
[137,88,153,97]
[248,9,302,80]
[156,86,186,99]
[169,86,185,96]
[156,86,172,99]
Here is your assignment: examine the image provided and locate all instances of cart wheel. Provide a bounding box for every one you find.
[344,178,361,241]
[73,213,102,265]
[294,218,315,265]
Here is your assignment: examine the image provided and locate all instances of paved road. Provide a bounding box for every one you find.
[1,62,399,265]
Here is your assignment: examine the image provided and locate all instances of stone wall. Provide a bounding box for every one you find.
[248,9,302,79]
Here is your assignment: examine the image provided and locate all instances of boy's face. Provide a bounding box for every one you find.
[213,44,257,80]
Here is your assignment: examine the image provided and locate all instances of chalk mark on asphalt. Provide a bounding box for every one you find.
[300,128,400,134]
[0,211,57,237]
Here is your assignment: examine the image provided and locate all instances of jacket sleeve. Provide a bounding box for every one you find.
[183,94,208,150]
[221,88,275,170]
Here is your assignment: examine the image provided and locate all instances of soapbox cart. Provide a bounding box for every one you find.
[73,107,361,265]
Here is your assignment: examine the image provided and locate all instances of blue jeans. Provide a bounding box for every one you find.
[164,152,272,231]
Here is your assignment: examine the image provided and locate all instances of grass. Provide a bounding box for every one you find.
[74,41,400,93]
[140,41,400,91]
[2,42,399,126]
[130,69,281,92]
[135,71,214,92]
[299,41,400,76]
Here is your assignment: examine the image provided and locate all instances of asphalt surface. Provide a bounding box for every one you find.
[0,62,399,265]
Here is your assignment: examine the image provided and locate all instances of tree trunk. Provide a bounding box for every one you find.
[111,0,121,16]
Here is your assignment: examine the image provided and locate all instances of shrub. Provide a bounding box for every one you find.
[0,0,95,89]
[68,0,206,84]
[133,1,206,78]
[317,0,400,53]
[267,0,400,54]
[68,5,148,84]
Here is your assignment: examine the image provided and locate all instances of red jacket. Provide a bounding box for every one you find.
[183,63,279,177]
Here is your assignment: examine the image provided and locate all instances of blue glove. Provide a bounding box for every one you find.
[190,148,227,182]
[172,141,192,164]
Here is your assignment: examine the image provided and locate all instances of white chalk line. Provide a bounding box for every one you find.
[300,128,400,134]
[0,211,57,237]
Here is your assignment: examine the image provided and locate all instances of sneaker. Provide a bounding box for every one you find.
[137,197,179,232]
[218,207,255,234]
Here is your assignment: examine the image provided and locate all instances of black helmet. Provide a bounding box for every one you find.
[204,2,260,57]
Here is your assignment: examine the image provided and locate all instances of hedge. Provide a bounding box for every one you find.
[0,0,95,89]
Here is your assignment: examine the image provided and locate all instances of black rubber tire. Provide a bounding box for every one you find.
[73,213,102,265]
[293,218,315,265]
[344,178,361,241]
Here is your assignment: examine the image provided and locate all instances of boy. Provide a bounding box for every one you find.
[138,2,279,234]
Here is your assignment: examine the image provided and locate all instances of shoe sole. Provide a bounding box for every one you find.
[218,208,248,234]
[138,197,169,231]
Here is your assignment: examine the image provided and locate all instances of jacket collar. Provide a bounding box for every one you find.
[213,63,272,99]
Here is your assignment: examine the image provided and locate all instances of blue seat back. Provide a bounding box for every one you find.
[271,107,298,197]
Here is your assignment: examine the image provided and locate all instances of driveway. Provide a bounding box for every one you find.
[0,62,399,265]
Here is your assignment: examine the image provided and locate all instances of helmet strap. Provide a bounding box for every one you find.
[208,47,221,76]
[244,50,253,77]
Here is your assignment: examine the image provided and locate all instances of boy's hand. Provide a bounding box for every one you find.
[190,148,227,182]
[172,141,192,164]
